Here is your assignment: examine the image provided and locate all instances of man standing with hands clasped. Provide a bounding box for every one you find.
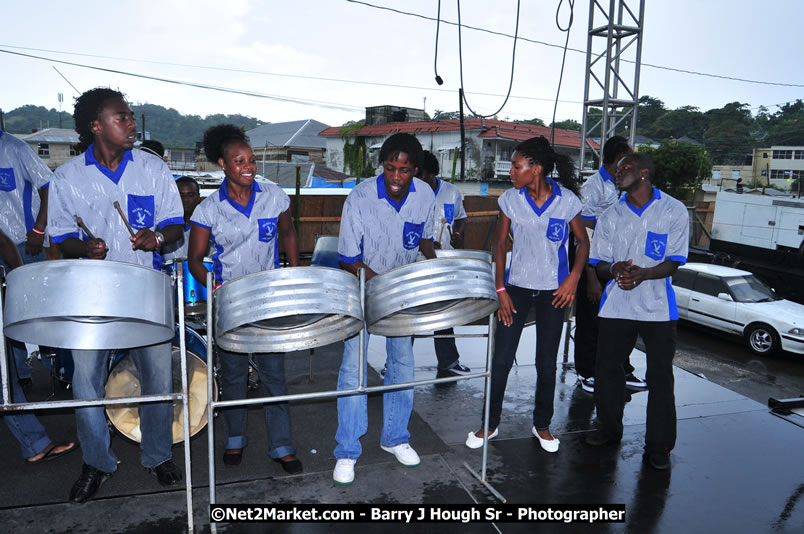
[48,87,185,502]
[585,153,688,471]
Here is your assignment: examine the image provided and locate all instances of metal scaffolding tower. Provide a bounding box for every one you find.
[579,0,645,172]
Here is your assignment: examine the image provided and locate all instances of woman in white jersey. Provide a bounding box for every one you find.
[188,125,302,474]
[466,136,589,453]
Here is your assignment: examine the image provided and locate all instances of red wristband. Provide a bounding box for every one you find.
[31,228,45,235]
[496,286,506,293]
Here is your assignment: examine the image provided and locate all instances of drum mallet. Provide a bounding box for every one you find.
[75,216,96,241]
[113,201,137,237]
[437,217,448,243]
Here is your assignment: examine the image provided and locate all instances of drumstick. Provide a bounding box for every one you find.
[75,216,96,241]
[113,201,136,237]
[437,218,448,243]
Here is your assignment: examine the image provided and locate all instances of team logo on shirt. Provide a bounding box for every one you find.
[0,168,16,191]
[546,218,566,242]
[443,204,455,224]
[127,194,155,230]
[258,217,277,242]
[645,231,668,260]
[402,221,425,250]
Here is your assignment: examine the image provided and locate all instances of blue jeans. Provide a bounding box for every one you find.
[72,341,173,473]
[487,285,564,431]
[217,349,295,459]
[334,333,414,460]
[1,242,45,380]
[3,340,51,459]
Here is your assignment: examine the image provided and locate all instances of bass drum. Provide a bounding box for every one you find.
[104,326,218,444]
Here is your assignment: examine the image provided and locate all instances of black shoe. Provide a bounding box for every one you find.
[69,463,113,504]
[149,459,182,486]
[436,362,471,378]
[223,449,243,467]
[625,373,648,389]
[643,451,671,470]
[275,456,303,475]
[585,430,621,447]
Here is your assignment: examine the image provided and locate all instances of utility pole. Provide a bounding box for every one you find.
[579,0,645,174]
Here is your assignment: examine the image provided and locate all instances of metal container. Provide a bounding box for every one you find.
[4,260,174,350]
[434,249,492,264]
[214,266,363,353]
[366,257,498,336]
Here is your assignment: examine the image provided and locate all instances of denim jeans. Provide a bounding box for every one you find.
[72,341,173,472]
[595,319,677,453]
[217,348,295,459]
[487,284,565,431]
[3,340,51,459]
[1,242,45,380]
[334,332,414,460]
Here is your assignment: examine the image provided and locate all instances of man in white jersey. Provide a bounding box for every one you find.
[161,176,202,260]
[585,153,688,471]
[575,136,646,393]
[48,88,185,502]
[417,151,471,378]
[0,129,53,386]
[333,133,438,485]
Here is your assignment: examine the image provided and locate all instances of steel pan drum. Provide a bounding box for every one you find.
[435,249,492,263]
[366,257,498,336]
[164,258,213,317]
[215,266,363,353]
[105,326,217,444]
[3,260,174,350]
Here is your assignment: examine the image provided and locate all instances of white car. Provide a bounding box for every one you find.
[671,263,804,356]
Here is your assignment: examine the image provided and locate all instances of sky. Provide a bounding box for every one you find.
[1,0,802,130]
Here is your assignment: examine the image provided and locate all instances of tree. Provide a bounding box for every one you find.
[549,119,580,131]
[516,118,546,126]
[432,110,461,121]
[647,106,706,141]
[702,102,753,164]
[636,95,666,135]
[637,141,712,201]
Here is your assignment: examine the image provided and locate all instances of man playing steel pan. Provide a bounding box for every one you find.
[47,88,185,503]
[333,133,438,485]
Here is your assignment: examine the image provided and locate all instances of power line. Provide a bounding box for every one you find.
[345,0,804,89]
[0,43,583,108]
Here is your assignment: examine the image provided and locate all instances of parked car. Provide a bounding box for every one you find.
[671,263,804,356]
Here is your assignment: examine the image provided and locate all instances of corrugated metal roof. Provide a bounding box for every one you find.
[319,119,596,149]
[246,119,330,149]
[20,128,79,144]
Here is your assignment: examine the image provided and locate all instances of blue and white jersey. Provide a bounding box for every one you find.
[48,145,183,269]
[191,179,289,285]
[500,178,583,291]
[338,174,437,274]
[433,178,467,250]
[162,223,190,261]
[590,188,689,321]
[0,131,53,245]
[580,166,618,228]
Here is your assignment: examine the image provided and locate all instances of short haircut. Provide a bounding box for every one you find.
[602,136,631,165]
[141,139,165,158]
[422,150,439,175]
[73,87,127,153]
[176,176,200,194]
[379,133,423,171]
[621,153,654,181]
[203,124,249,163]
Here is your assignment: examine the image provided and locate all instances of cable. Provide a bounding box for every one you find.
[0,49,364,113]
[550,0,574,145]
[346,0,804,89]
[456,0,520,118]
[433,1,444,85]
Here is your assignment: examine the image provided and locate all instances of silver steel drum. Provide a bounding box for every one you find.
[434,249,492,263]
[366,257,498,336]
[3,260,174,350]
[214,266,363,353]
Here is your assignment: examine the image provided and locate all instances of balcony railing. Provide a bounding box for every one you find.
[495,160,512,176]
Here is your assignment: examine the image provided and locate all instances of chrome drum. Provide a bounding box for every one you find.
[214,266,363,353]
[3,260,174,350]
[366,257,498,336]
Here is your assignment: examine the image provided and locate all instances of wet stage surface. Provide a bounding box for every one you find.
[1,323,802,533]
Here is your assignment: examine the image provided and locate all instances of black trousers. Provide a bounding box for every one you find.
[574,268,635,379]
[434,328,461,369]
[595,318,677,453]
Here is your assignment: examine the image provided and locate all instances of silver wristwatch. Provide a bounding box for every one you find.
[154,230,165,249]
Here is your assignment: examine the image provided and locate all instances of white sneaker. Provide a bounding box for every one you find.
[465,428,499,449]
[333,459,356,485]
[532,426,560,453]
[380,443,420,466]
